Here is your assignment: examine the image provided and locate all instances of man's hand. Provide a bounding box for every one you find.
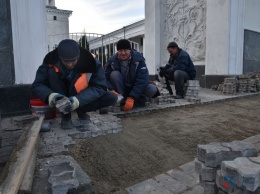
[123,97,134,111]
[48,93,64,107]
[64,96,80,112]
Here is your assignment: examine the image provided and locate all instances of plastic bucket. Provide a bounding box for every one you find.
[30,99,56,120]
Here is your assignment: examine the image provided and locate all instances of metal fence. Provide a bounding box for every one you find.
[48,33,139,65]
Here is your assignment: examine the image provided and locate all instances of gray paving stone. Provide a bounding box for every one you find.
[221,156,260,192]
[183,185,204,194]
[154,174,188,193]
[125,178,172,194]
[197,141,257,168]
[167,169,198,188]
[195,158,218,181]
[33,155,92,194]
[200,179,218,194]
[179,161,199,179]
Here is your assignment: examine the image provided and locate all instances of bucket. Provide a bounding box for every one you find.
[30,99,56,120]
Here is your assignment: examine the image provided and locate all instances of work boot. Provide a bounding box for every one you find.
[77,112,91,125]
[61,113,73,129]
[173,94,184,99]
[99,108,108,114]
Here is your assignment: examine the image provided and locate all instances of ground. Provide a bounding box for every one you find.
[69,95,260,194]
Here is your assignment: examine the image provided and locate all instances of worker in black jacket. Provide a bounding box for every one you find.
[159,42,196,99]
[31,39,117,129]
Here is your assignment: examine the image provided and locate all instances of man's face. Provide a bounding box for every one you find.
[167,47,178,57]
[61,59,78,69]
[117,49,131,61]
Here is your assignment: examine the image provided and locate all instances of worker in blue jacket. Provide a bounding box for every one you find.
[159,42,196,99]
[31,39,117,129]
[105,39,160,111]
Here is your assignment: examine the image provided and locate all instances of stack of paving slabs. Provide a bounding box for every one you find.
[184,80,201,103]
[254,71,260,91]
[222,77,237,95]
[237,73,256,93]
[150,88,175,105]
[195,141,258,194]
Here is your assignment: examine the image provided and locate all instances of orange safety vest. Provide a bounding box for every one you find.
[49,64,91,93]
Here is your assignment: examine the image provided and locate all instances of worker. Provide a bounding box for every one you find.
[31,39,117,129]
[159,42,196,99]
[104,39,160,111]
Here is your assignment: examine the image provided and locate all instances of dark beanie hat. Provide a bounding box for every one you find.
[116,39,131,50]
[167,42,178,48]
[58,39,80,61]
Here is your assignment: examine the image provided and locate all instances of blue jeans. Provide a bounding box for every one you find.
[168,70,191,96]
[109,71,158,99]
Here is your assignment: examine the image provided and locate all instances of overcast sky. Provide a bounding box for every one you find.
[55,0,145,34]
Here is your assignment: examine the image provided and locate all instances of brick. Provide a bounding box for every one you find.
[126,178,172,194]
[197,141,257,167]
[154,174,188,193]
[167,169,198,188]
[185,185,204,194]
[200,179,218,194]
[195,158,218,181]
[221,156,260,192]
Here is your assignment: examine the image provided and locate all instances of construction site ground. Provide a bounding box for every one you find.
[0,88,260,194]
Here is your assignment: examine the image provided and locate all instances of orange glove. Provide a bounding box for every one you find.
[123,97,134,111]
[111,90,119,96]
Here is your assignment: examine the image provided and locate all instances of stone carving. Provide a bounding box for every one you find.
[163,0,206,61]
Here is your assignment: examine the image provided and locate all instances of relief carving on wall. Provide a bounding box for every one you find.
[163,0,206,61]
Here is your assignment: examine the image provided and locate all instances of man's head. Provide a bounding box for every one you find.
[167,42,179,57]
[116,39,131,61]
[58,39,80,69]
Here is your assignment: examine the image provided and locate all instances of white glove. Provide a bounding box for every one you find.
[64,96,79,112]
[48,93,64,107]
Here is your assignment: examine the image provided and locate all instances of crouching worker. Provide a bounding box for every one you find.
[104,39,160,111]
[31,39,117,129]
[159,42,196,99]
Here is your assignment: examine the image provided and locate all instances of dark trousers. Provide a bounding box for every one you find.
[109,71,158,98]
[168,70,191,96]
[48,68,117,113]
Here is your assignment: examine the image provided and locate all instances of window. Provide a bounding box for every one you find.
[53,16,57,20]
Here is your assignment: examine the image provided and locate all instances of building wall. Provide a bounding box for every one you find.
[46,7,72,50]
[10,0,48,84]
[243,0,260,73]
[0,0,14,85]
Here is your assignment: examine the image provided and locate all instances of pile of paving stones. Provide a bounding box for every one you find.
[184,80,201,103]
[216,71,260,95]
[195,137,260,194]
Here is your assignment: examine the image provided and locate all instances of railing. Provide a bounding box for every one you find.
[48,33,139,65]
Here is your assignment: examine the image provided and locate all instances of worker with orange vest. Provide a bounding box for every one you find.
[31,39,117,129]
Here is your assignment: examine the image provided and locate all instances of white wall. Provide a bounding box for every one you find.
[244,0,260,32]
[10,0,48,84]
[205,0,230,75]
[144,0,161,75]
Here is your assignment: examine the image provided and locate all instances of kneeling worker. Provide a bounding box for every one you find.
[31,39,117,129]
[159,42,196,99]
[104,39,160,111]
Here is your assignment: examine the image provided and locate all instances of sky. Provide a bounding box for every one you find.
[55,0,145,34]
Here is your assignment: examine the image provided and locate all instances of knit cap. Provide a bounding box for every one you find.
[116,39,131,50]
[58,39,80,61]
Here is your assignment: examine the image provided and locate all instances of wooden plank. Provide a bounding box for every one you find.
[19,137,40,194]
[0,117,44,194]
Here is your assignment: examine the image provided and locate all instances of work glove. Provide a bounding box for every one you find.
[123,97,134,111]
[64,96,80,113]
[48,93,64,107]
